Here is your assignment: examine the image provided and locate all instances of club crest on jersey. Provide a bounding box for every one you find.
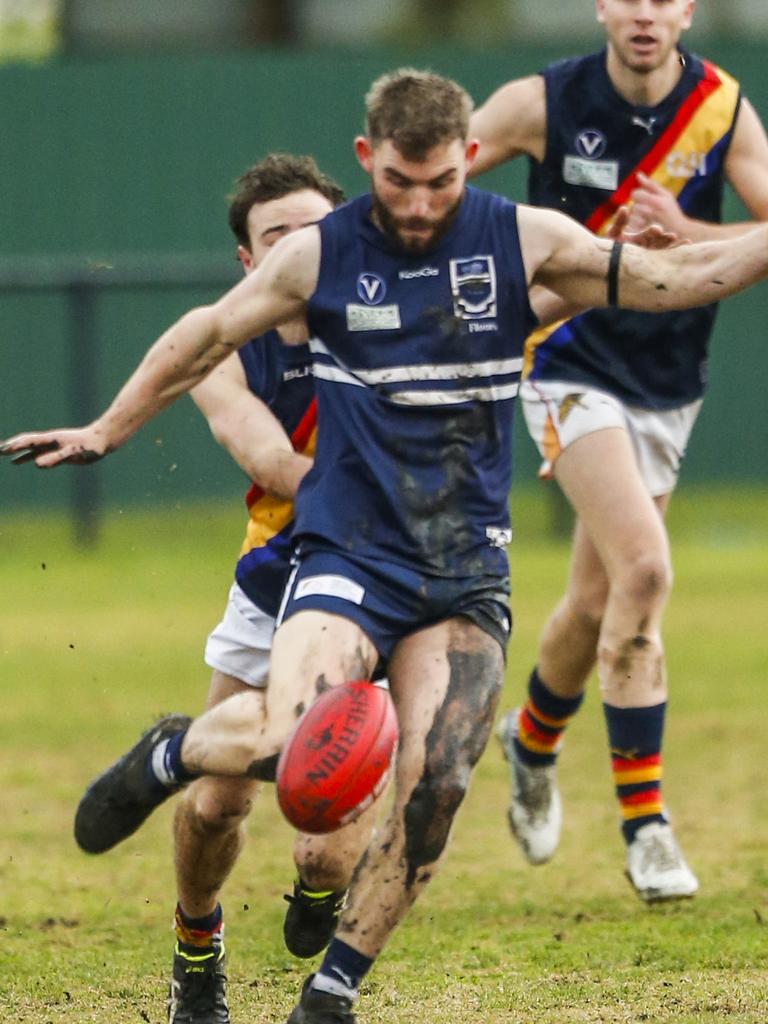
[449,255,497,319]
[357,272,386,305]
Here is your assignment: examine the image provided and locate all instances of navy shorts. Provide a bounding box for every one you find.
[276,544,512,660]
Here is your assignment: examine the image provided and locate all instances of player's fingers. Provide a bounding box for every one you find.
[636,171,663,193]
[0,436,26,455]
[0,437,61,462]
[607,205,630,239]
[37,445,103,468]
[10,445,59,465]
[626,204,660,232]
[625,224,679,250]
[624,211,649,234]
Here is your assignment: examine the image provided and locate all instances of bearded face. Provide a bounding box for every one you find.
[358,137,472,255]
[370,185,463,254]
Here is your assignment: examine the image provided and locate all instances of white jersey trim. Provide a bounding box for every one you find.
[312,363,366,388]
[390,382,520,406]
[354,357,523,385]
[310,338,522,405]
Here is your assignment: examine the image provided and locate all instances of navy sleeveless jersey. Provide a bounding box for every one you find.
[234,331,316,617]
[526,49,741,409]
[298,186,537,579]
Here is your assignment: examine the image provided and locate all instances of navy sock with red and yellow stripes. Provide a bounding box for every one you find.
[514,668,584,767]
[174,902,223,950]
[603,701,667,844]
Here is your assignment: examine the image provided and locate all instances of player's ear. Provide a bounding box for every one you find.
[681,0,695,30]
[354,136,374,173]
[237,245,254,274]
[595,0,606,25]
[465,138,479,170]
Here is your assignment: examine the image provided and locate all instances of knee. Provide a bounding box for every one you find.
[566,584,608,633]
[182,777,256,835]
[617,550,672,610]
[404,766,470,865]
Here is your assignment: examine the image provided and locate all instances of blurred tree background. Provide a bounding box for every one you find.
[1,0,766,62]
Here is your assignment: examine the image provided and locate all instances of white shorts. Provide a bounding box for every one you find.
[520,380,702,498]
[204,582,275,689]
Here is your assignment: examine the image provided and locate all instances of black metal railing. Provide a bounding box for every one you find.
[0,255,237,547]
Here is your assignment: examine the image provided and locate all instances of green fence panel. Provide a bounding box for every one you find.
[1,42,766,513]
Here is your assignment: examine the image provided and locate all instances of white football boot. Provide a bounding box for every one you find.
[496,709,562,864]
[625,821,699,902]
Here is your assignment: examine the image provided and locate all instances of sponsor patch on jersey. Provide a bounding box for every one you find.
[449,255,497,319]
[357,272,386,305]
[346,303,402,332]
[563,155,619,191]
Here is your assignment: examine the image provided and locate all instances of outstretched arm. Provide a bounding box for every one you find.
[191,355,311,500]
[518,203,768,316]
[1,227,320,468]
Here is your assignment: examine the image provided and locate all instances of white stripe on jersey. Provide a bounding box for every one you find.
[312,363,366,388]
[389,382,520,406]
[309,337,520,385]
[352,357,522,385]
[310,338,522,400]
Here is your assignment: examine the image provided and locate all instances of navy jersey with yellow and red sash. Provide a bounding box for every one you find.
[234,331,315,616]
[526,49,741,409]
[297,186,537,579]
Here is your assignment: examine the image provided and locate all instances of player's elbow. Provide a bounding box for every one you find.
[206,413,238,453]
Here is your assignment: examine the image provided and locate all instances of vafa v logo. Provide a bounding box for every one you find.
[575,129,607,160]
[357,273,386,305]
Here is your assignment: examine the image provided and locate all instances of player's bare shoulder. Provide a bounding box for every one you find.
[471,74,547,172]
[261,223,322,302]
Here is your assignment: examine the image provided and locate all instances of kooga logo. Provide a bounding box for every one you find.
[398,266,439,280]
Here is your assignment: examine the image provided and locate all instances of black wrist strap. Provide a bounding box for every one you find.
[608,241,623,307]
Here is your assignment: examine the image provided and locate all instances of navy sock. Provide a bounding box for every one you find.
[175,902,223,949]
[149,729,198,788]
[603,702,667,843]
[514,667,584,767]
[177,902,222,933]
[313,938,374,998]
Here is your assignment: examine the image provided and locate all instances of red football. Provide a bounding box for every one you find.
[276,680,398,834]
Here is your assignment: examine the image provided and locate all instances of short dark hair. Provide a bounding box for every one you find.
[228,153,345,248]
[365,68,473,160]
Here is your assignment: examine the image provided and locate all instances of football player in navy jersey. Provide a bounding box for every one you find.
[5,68,768,1023]
[470,0,768,903]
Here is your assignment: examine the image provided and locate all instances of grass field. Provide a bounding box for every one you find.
[1,487,766,1023]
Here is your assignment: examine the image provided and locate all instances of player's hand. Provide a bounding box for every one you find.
[608,204,686,250]
[625,172,690,235]
[0,426,110,468]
